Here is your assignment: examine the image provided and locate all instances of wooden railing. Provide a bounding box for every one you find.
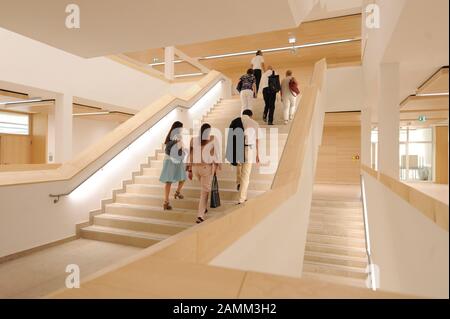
[0,71,227,188]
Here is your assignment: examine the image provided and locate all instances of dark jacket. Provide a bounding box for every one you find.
[225,117,245,166]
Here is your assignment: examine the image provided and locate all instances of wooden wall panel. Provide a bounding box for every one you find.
[0,134,31,164]
[315,113,361,184]
[435,126,448,184]
[31,113,48,164]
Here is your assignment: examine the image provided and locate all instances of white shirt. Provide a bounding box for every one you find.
[251,55,264,70]
[260,69,276,90]
[242,115,260,146]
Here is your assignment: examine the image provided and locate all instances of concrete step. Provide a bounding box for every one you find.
[134,174,272,191]
[311,199,362,209]
[115,193,232,210]
[306,233,366,248]
[303,261,368,280]
[105,203,198,223]
[148,159,279,173]
[310,212,364,223]
[80,225,169,248]
[126,184,264,201]
[141,167,275,181]
[310,206,363,216]
[308,225,365,239]
[93,213,193,235]
[301,272,368,288]
[304,251,368,268]
[308,220,365,231]
[305,242,367,258]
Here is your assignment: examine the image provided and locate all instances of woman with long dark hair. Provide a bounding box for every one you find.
[159,121,187,210]
[186,123,221,223]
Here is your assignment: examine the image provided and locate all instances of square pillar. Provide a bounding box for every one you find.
[361,106,372,168]
[54,94,73,162]
[164,46,175,81]
[377,63,400,179]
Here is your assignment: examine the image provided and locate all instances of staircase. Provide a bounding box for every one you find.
[302,189,369,288]
[80,97,290,248]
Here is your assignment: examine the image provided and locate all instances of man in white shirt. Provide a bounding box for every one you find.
[236,109,260,204]
[251,50,265,95]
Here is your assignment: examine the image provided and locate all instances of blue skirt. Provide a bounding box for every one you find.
[159,156,187,183]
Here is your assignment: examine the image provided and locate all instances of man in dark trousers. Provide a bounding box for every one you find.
[261,65,280,125]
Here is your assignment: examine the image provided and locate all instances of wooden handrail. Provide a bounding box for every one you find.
[0,70,227,187]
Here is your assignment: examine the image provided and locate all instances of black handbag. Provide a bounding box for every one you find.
[210,173,221,208]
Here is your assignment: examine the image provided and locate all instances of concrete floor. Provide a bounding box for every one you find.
[0,239,141,298]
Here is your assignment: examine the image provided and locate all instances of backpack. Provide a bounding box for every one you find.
[225,117,245,166]
[268,71,281,93]
[236,79,243,92]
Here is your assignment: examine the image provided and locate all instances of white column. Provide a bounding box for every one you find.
[54,93,73,162]
[377,63,400,178]
[164,46,175,81]
[361,106,372,168]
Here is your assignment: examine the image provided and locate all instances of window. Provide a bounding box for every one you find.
[0,111,30,135]
[399,127,433,182]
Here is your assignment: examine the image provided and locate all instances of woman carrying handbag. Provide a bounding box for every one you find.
[186,123,221,224]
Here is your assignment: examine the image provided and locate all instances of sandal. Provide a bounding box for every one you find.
[196,217,205,224]
[174,191,184,200]
[163,201,172,210]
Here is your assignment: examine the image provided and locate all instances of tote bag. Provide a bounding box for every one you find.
[210,174,221,208]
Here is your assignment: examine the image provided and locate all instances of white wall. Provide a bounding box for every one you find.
[210,81,326,278]
[72,118,120,157]
[363,172,449,299]
[0,27,188,111]
[0,80,226,258]
[326,66,363,112]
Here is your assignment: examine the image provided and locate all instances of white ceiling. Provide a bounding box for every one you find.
[383,0,449,101]
[0,0,363,58]
[304,0,363,21]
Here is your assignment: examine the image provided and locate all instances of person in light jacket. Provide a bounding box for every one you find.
[186,123,221,224]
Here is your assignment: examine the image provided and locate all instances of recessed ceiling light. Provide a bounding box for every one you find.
[416,92,449,97]
[0,98,44,106]
[174,72,204,78]
[73,111,111,116]
[148,38,359,65]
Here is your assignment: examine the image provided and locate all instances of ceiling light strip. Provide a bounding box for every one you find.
[148,38,360,66]
[0,98,44,106]
[73,111,111,116]
[415,93,449,97]
[174,72,205,78]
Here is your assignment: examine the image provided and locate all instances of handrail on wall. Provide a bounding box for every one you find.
[360,174,376,290]
[0,71,229,191]
[48,103,192,203]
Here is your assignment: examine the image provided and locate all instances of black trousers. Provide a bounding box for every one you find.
[253,69,262,94]
[263,87,276,124]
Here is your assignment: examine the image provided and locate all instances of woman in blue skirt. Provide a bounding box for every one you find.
[159,121,187,210]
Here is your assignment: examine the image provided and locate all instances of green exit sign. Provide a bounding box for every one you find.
[418,115,427,122]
